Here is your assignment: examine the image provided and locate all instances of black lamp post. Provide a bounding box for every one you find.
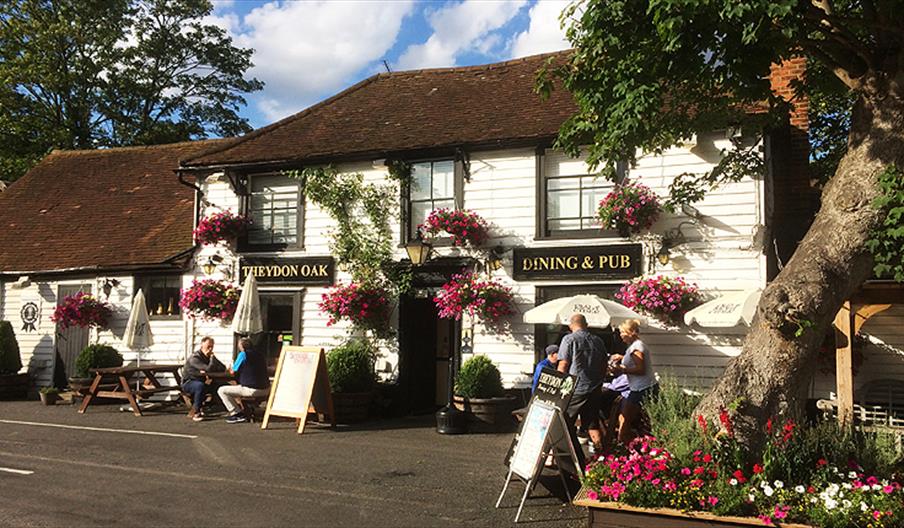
[436,319,469,434]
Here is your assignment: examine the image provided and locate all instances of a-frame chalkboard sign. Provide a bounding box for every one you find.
[261,346,335,434]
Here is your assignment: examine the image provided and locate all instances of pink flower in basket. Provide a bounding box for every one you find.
[179,279,240,321]
[51,292,113,329]
[434,271,514,323]
[319,282,392,334]
[419,209,489,247]
[616,275,699,321]
[597,182,661,236]
[193,211,251,246]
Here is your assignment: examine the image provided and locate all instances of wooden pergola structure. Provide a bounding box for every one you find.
[833,280,903,425]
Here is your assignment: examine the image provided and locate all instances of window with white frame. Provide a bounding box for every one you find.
[247,174,301,247]
[407,160,457,239]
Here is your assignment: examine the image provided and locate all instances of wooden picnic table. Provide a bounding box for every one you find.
[78,364,187,417]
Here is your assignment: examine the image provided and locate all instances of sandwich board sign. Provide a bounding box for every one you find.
[261,346,335,434]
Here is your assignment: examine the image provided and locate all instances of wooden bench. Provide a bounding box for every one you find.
[816,378,904,450]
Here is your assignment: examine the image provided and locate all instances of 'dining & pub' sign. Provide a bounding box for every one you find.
[512,244,642,281]
[239,257,335,285]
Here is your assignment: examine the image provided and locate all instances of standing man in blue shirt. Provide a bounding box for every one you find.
[558,313,607,456]
[531,345,559,394]
[217,337,270,424]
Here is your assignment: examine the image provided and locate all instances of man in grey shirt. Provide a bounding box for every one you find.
[558,313,607,454]
[181,336,225,421]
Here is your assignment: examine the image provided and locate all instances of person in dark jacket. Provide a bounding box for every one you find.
[182,336,225,421]
[217,337,270,424]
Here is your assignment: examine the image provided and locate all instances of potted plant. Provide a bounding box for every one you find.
[419,208,490,247]
[50,292,112,329]
[193,210,250,246]
[326,339,376,423]
[434,271,514,324]
[597,181,661,237]
[453,355,517,433]
[616,274,700,322]
[68,344,124,393]
[0,320,28,399]
[179,279,240,322]
[39,386,60,406]
[319,281,393,338]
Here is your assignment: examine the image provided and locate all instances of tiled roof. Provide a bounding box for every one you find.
[184,51,576,167]
[0,140,229,274]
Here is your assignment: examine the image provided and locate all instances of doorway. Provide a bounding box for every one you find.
[398,295,457,414]
[249,291,302,369]
[56,284,92,378]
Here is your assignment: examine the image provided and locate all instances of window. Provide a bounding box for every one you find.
[139,275,182,318]
[539,153,626,238]
[246,174,302,247]
[407,160,457,239]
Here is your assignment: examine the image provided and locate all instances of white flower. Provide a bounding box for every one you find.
[842,499,852,509]
[748,494,756,502]
[810,497,818,504]
[760,481,768,489]
[843,483,852,490]
[795,485,806,493]
[824,497,838,510]
[730,478,738,486]
[871,484,882,491]
[764,485,774,497]
[861,502,868,512]
[774,480,784,489]
[849,471,858,479]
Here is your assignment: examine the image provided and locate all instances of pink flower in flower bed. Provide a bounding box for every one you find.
[433,271,514,323]
[319,282,391,333]
[418,209,489,247]
[616,275,699,321]
[51,292,113,329]
[597,182,661,236]
[179,279,240,321]
[193,211,250,245]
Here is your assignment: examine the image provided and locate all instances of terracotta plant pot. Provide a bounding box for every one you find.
[0,373,29,400]
[39,392,58,406]
[574,488,814,528]
[453,395,518,433]
[330,391,372,423]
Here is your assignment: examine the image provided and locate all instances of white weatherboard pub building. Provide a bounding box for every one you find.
[1,52,901,413]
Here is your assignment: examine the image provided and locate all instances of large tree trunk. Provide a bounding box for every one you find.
[695,87,904,444]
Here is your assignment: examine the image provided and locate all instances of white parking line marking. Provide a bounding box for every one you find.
[0,467,34,475]
[0,419,197,439]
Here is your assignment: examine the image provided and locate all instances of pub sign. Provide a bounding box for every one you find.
[239,257,335,285]
[512,244,642,281]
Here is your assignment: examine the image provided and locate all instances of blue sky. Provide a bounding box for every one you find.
[207,0,571,128]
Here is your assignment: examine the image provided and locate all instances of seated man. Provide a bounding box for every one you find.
[531,344,559,394]
[182,336,226,422]
[218,337,270,424]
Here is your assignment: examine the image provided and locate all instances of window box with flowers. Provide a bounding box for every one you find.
[193,211,251,246]
[597,182,662,237]
[319,282,393,338]
[433,271,514,325]
[51,292,113,330]
[179,279,240,322]
[616,275,700,322]
[419,209,489,248]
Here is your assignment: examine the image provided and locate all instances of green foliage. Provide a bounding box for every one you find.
[0,0,262,182]
[455,355,504,399]
[74,344,123,378]
[39,386,59,395]
[326,339,376,393]
[644,376,703,465]
[866,165,904,281]
[0,321,23,375]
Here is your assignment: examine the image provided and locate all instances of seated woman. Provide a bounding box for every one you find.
[609,319,658,445]
[217,337,270,424]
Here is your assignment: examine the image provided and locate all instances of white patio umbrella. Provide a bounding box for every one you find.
[232,273,263,335]
[122,288,154,404]
[683,289,762,327]
[523,294,647,328]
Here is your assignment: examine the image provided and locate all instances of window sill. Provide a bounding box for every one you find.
[148,315,182,321]
[536,229,625,241]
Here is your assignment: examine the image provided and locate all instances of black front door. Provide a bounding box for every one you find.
[398,295,456,414]
[251,291,301,369]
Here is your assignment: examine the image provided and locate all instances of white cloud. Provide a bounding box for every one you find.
[509,0,570,58]
[397,0,527,70]
[225,0,415,122]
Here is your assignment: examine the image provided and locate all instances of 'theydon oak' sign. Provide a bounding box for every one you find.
[239,257,335,285]
[512,244,642,280]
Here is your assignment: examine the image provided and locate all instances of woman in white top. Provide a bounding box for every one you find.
[609,319,658,445]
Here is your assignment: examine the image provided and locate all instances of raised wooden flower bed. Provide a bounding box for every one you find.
[574,488,813,528]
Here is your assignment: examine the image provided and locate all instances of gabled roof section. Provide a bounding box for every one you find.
[183,51,576,167]
[0,140,229,274]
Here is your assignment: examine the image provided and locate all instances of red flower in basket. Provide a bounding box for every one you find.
[179,279,240,321]
[597,182,661,236]
[419,209,489,247]
[434,271,514,323]
[193,211,251,246]
[51,292,113,330]
[319,282,392,335]
[616,275,699,321]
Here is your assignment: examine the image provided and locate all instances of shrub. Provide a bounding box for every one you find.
[0,321,22,375]
[455,355,505,399]
[326,339,376,393]
[74,344,123,378]
[39,386,59,395]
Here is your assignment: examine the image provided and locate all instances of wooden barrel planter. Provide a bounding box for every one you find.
[0,373,29,400]
[574,488,813,528]
[453,395,518,433]
[330,391,372,423]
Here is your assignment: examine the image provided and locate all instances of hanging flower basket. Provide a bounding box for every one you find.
[51,292,113,330]
[193,211,251,246]
[179,279,240,321]
[434,271,514,323]
[597,182,661,236]
[319,282,392,335]
[616,275,699,321]
[419,209,489,247]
